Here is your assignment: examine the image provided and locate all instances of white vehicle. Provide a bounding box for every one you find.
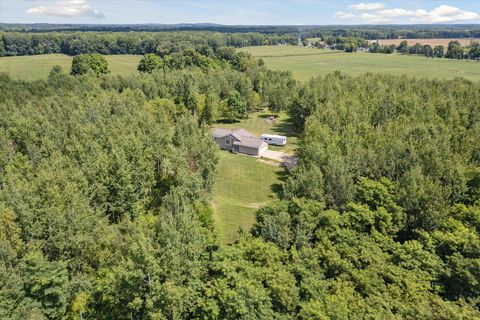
[260,134,287,146]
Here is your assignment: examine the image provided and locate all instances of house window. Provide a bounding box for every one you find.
[226,139,231,144]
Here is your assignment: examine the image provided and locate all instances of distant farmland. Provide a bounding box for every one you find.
[368,38,480,47]
[0,54,141,81]
[239,46,480,82]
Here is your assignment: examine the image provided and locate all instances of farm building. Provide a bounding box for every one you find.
[212,128,268,156]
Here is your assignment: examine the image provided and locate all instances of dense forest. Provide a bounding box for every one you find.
[0,31,296,57]
[1,34,480,319]
[2,23,480,39]
[2,24,480,58]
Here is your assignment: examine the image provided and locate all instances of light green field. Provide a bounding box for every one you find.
[0,54,141,80]
[213,151,282,244]
[239,46,480,82]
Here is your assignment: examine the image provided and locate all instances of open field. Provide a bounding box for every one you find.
[367,38,480,47]
[239,46,480,82]
[0,54,141,80]
[213,151,283,244]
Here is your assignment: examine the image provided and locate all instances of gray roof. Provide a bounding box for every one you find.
[212,127,266,149]
[212,128,232,138]
[234,137,267,149]
[230,128,254,140]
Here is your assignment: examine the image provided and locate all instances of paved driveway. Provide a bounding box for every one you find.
[262,150,283,161]
[262,150,299,170]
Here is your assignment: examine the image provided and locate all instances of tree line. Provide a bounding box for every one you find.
[3,23,480,40]
[0,31,296,57]
[307,36,480,60]
[370,40,480,59]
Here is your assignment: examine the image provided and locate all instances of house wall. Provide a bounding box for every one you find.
[216,136,240,151]
[238,145,260,156]
[238,144,268,156]
[259,143,268,155]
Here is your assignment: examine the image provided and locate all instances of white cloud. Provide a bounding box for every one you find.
[412,5,478,23]
[337,4,479,24]
[361,12,391,23]
[377,8,415,17]
[334,11,355,20]
[349,2,385,11]
[26,0,105,19]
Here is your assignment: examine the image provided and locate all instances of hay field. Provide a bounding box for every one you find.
[0,54,142,80]
[239,45,480,82]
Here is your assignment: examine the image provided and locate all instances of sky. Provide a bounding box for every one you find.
[1,0,479,25]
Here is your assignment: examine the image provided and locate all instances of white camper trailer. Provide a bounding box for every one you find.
[260,134,287,146]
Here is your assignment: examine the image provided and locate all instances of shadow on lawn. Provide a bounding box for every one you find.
[257,113,276,119]
[216,118,240,124]
[270,169,290,198]
[272,117,299,138]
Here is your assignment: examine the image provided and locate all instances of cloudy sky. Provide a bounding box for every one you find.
[1,0,479,25]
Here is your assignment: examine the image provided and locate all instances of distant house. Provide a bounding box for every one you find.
[212,128,268,156]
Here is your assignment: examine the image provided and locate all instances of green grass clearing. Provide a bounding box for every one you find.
[214,111,298,154]
[239,46,480,82]
[212,111,296,243]
[213,151,283,244]
[0,54,142,81]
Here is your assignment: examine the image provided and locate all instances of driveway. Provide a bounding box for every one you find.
[262,150,299,170]
[262,150,284,161]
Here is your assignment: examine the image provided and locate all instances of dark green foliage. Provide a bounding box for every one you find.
[0,69,218,319]
[289,73,480,215]
[468,42,480,60]
[262,70,296,114]
[223,90,247,121]
[70,53,109,75]
[433,45,445,58]
[70,54,90,75]
[200,89,218,124]
[368,41,381,53]
[21,251,69,319]
[249,198,480,319]
[0,31,297,57]
[423,44,433,57]
[261,72,480,317]
[397,40,409,54]
[137,53,162,73]
[445,41,464,59]
[408,42,424,55]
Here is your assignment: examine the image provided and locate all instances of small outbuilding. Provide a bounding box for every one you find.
[212,128,268,156]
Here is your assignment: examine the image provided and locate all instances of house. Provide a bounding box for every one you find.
[212,128,268,156]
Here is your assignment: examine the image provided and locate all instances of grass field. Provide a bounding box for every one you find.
[213,151,283,243]
[0,54,141,80]
[214,111,298,154]
[212,111,296,243]
[239,46,480,81]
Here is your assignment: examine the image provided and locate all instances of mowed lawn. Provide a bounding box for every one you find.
[0,54,142,80]
[213,151,282,244]
[239,46,480,82]
[212,111,296,243]
[214,111,298,154]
